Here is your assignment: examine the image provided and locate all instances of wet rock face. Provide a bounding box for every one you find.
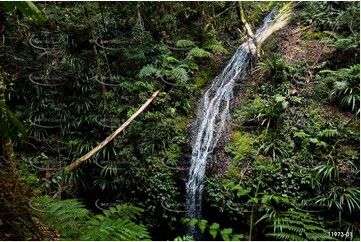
[184,7,291,239]
[208,143,232,176]
[206,81,247,177]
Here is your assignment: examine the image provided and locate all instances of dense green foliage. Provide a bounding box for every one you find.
[31,196,150,240]
[0,1,359,241]
[205,1,359,241]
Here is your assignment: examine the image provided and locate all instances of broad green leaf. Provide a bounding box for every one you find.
[166,56,179,63]
[237,188,251,197]
[189,218,198,228]
[2,1,45,24]
[262,195,271,204]
[181,218,190,224]
[209,223,220,239]
[220,228,233,241]
[247,197,259,204]
[231,233,244,241]
[275,94,286,103]
[199,219,208,233]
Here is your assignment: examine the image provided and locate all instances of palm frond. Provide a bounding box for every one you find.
[0,101,26,139]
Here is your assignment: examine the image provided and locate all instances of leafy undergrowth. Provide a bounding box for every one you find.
[205,2,359,241]
[30,197,151,240]
[0,1,359,241]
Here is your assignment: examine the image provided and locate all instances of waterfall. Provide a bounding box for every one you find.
[185,7,290,239]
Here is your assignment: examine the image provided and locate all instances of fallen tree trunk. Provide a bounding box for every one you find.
[65,89,160,172]
[238,1,255,39]
[238,1,262,58]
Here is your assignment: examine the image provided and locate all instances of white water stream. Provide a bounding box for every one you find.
[185,8,289,238]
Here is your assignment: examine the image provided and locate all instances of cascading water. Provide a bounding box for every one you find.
[185,7,290,239]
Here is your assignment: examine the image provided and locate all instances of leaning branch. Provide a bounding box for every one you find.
[238,1,262,57]
[65,89,161,172]
[238,1,255,39]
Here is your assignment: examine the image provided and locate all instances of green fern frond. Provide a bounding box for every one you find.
[118,81,134,89]
[281,219,304,227]
[317,129,339,138]
[31,196,90,239]
[31,197,151,240]
[303,224,326,232]
[203,39,228,54]
[176,39,196,48]
[84,203,150,240]
[170,66,189,82]
[83,217,150,241]
[134,81,148,88]
[166,56,180,63]
[267,232,305,241]
[187,47,213,59]
[323,30,339,39]
[306,232,336,241]
[138,64,159,78]
[264,209,332,241]
[205,44,228,54]
[274,224,305,234]
[103,204,143,221]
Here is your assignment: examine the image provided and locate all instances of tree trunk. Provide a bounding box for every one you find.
[0,79,15,164]
[238,2,255,39]
[65,89,160,172]
[238,2,261,57]
[84,5,109,109]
